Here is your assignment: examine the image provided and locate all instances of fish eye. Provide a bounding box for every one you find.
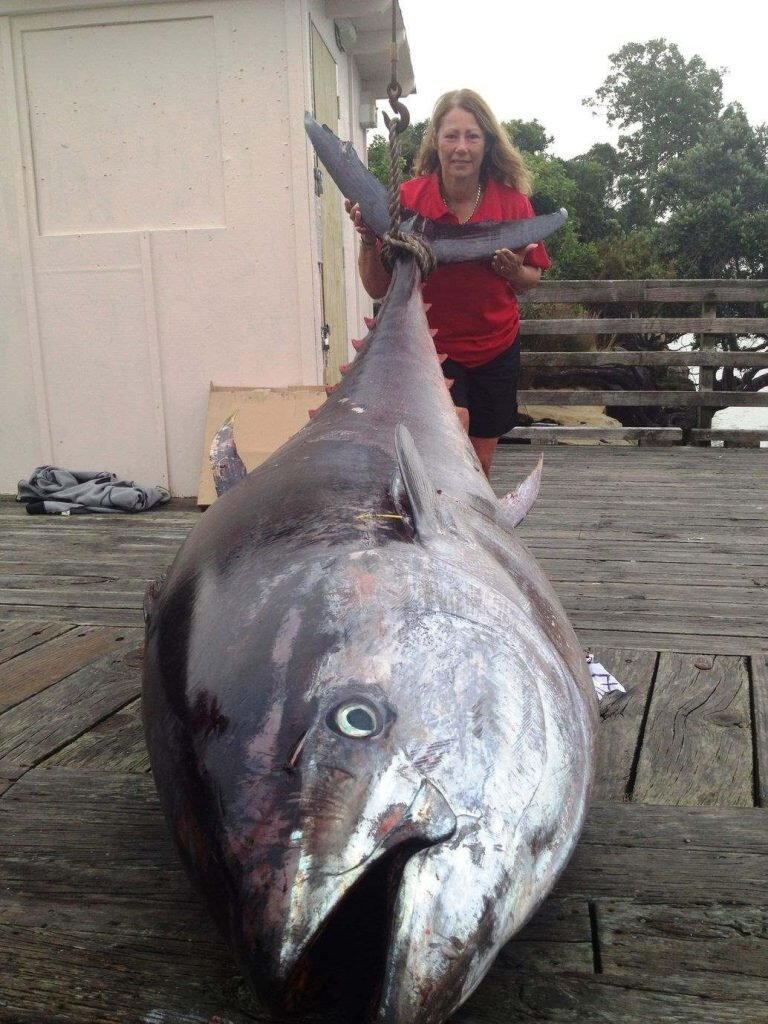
[329,700,382,739]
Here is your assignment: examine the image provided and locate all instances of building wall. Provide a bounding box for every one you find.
[0,0,379,496]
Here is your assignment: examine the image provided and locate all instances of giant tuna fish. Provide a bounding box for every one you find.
[142,115,598,1024]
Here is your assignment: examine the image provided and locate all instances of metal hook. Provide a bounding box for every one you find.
[383,81,410,134]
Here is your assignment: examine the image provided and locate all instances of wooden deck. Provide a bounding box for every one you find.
[1,445,767,1023]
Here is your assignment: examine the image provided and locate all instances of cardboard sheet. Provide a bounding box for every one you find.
[197,384,326,507]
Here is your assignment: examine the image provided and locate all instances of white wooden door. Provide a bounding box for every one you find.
[311,22,348,386]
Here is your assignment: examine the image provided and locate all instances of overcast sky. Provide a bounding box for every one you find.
[394,0,768,159]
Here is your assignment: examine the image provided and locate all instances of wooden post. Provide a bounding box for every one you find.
[696,302,717,440]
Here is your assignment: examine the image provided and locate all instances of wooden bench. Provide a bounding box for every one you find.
[510,279,768,446]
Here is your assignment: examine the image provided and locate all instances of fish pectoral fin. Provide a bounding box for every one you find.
[210,412,248,498]
[394,424,453,543]
[497,454,543,529]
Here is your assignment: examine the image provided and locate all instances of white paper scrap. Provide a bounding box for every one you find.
[585,652,626,701]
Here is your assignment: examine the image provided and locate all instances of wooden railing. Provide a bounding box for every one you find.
[512,279,768,446]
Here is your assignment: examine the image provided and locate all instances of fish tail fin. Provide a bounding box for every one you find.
[210,412,247,498]
[405,209,568,266]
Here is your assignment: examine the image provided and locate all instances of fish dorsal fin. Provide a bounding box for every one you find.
[394,424,446,543]
[498,455,543,529]
[210,412,247,498]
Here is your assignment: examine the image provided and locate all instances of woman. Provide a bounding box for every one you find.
[346,89,550,478]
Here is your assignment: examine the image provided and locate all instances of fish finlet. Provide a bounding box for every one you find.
[308,408,317,419]
[351,338,366,352]
[364,316,376,329]
[429,329,438,338]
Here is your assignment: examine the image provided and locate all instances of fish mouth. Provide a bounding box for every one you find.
[274,843,418,1022]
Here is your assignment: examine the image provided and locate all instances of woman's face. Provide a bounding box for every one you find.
[435,106,487,185]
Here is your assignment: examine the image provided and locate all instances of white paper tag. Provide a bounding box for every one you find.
[585,651,626,700]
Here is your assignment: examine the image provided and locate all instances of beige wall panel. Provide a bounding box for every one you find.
[148,1,310,494]
[0,0,374,495]
[34,268,166,482]
[0,17,46,486]
[23,16,226,235]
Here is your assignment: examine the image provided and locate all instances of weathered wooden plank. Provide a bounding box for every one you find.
[497,899,594,973]
[4,773,768,1022]
[577,630,755,657]
[529,279,768,303]
[519,317,768,336]
[590,648,657,802]
[558,804,768,902]
[632,654,753,806]
[506,426,682,443]
[517,389,768,407]
[523,542,768,568]
[690,429,768,444]
[0,898,251,1024]
[596,796,747,849]
[0,587,145,608]
[752,651,768,808]
[460,969,768,1023]
[0,625,136,714]
[0,760,25,797]
[0,620,75,664]
[570,614,764,641]
[597,901,768,981]
[0,639,143,766]
[0,605,144,627]
[44,697,149,773]
[522,350,768,367]
[557,581,768,609]
[0,573,150,591]
[0,557,177,576]
[535,560,768,586]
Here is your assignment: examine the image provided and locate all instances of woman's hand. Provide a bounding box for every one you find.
[344,200,378,248]
[491,244,541,291]
[345,199,390,298]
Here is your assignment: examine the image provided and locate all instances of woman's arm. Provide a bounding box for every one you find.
[345,200,392,300]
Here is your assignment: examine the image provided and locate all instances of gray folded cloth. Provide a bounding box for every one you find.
[17,466,170,514]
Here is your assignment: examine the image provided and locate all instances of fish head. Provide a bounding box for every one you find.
[279,547,594,1024]
[145,536,593,1024]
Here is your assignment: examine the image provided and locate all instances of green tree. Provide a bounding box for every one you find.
[585,39,725,225]
[367,120,429,188]
[503,118,553,155]
[656,104,768,276]
[585,39,768,281]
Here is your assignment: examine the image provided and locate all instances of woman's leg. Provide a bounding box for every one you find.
[469,435,499,478]
[465,344,520,479]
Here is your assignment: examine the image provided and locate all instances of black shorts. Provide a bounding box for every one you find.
[442,343,521,439]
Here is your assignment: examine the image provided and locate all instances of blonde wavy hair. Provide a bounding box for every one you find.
[413,89,533,195]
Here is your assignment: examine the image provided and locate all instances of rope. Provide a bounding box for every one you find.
[379,92,436,280]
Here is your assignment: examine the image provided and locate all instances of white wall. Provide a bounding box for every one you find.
[0,0,381,496]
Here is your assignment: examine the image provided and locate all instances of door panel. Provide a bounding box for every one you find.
[311,22,347,386]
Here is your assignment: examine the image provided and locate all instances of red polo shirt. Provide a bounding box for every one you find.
[400,175,550,367]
